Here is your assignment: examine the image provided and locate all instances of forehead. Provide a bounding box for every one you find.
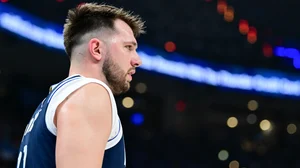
[113,19,137,43]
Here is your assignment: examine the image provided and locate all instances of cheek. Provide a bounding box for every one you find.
[118,52,131,67]
[113,55,129,73]
[110,46,131,70]
[121,57,131,71]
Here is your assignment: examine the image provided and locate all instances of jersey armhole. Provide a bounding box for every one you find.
[45,77,119,144]
[45,77,86,136]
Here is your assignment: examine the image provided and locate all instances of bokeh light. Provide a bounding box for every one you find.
[263,43,273,57]
[131,113,144,126]
[135,82,147,94]
[247,100,258,111]
[229,160,239,168]
[246,113,257,124]
[260,120,271,131]
[122,97,134,108]
[217,0,227,14]
[224,6,234,22]
[239,19,249,35]
[247,26,257,44]
[287,123,297,134]
[227,117,238,128]
[164,41,176,52]
[218,150,229,161]
[175,100,186,112]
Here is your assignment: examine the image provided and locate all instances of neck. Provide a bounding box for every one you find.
[68,61,109,86]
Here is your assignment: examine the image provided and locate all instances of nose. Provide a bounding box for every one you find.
[131,52,142,67]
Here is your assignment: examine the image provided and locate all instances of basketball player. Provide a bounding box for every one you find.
[16,3,145,168]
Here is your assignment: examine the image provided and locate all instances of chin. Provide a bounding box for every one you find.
[116,84,130,95]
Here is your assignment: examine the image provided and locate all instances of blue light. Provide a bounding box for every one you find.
[2,3,300,97]
[293,58,300,69]
[131,113,144,126]
[274,47,285,57]
[274,46,300,69]
[138,52,300,96]
[0,13,64,50]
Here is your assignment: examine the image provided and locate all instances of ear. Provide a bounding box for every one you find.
[88,38,104,61]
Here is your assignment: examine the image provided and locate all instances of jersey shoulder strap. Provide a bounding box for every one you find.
[45,75,121,149]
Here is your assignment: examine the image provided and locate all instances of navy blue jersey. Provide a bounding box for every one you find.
[17,75,126,168]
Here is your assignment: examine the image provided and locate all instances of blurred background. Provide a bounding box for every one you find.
[1,0,300,167]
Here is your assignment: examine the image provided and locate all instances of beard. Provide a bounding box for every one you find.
[102,55,130,95]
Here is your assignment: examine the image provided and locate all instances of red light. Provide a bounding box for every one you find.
[248,26,257,35]
[247,26,257,44]
[164,41,176,52]
[175,101,186,112]
[1,0,9,3]
[217,0,227,14]
[56,0,64,2]
[247,34,257,44]
[239,19,249,35]
[239,19,248,25]
[263,43,273,57]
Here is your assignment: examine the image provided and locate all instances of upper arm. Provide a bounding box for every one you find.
[55,83,112,168]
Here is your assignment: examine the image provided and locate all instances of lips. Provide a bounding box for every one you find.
[127,69,135,81]
[127,74,132,80]
[128,70,136,75]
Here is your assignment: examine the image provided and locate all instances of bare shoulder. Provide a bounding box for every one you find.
[63,82,111,109]
[54,82,112,127]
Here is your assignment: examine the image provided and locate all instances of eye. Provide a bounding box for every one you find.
[125,45,133,51]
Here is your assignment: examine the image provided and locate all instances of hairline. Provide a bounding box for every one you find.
[70,20,134,59]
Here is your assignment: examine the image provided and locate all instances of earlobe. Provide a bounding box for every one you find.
[89,38,102,61]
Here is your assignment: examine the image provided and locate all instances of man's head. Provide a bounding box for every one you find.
[63,3,145,95]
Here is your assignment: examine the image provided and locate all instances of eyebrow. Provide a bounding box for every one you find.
[124,41,138,48]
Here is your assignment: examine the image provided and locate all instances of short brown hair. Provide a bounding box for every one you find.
[63,3,145,58]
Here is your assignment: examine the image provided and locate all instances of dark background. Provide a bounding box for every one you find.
[1,0,300,167]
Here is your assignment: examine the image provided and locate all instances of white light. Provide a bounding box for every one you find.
[287,123,297,134]
[260,120,271,131]
[218,150,229,161]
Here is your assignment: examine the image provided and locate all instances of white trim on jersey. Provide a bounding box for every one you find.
[45,75,80,135]
[45,75,122,149]
[105,119,123,150]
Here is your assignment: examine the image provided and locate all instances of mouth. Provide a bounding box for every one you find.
[127,69,135,82]
[127,74,132,81]
[128,70,136,75]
